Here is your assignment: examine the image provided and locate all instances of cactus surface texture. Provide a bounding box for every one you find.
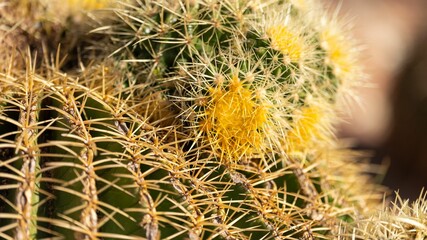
[0,0,426,239]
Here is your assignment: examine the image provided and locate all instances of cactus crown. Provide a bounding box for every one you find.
[1,0,426,239]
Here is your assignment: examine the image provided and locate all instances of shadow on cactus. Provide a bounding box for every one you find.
[1,0,426,240]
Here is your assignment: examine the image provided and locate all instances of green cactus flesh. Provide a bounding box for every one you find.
[1,0,426,239]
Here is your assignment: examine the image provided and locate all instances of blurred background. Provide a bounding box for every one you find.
[326,0,427,200]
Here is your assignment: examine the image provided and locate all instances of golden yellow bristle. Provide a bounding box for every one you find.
[285,106,329,154]
[266,25,304,63]
[202,76,268,162]
[321,25,355,80]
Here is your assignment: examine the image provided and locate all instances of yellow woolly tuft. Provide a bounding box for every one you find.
[202,76,268,162]
[321,26,355,80]
[285,106,328,154]
[266,25,304,63]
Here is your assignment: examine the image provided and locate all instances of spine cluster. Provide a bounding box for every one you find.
[0,0,425,239]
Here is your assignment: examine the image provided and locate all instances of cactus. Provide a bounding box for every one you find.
[349,190,427,239]
[0,0,111,72]
[0,0,426,239]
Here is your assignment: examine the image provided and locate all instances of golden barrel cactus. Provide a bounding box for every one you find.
[0,0,425,239]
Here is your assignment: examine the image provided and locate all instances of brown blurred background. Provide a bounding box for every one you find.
[326,0,427,200]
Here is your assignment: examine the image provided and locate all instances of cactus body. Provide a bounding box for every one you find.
[1,0,426,239]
